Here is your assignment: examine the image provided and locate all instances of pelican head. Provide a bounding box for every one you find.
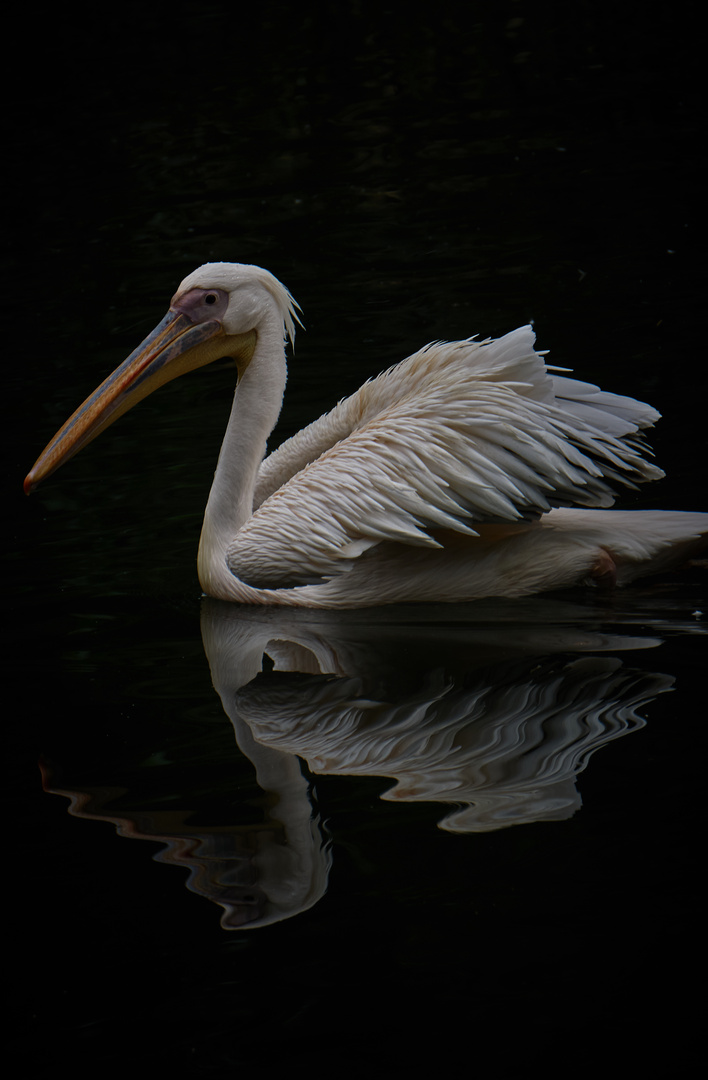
[24,263,301,493]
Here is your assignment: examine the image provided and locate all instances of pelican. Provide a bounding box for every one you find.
[25,263,708,607]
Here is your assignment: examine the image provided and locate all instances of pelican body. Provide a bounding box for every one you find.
[25,263,708,606]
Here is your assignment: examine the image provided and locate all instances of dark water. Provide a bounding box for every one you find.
[7,3,706,1070]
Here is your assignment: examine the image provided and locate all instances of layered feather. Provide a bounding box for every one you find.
[231,327,663,589]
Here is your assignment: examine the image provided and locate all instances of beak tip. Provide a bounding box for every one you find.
[23,473,36,495]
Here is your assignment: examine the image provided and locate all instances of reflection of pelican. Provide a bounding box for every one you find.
[39,596,699,928]
[25,263,707,606]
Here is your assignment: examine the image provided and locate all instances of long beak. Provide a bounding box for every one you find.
[24,311,246,493]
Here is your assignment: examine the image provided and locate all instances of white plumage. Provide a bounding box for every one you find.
[25,263,707,606]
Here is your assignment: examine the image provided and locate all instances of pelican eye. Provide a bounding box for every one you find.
[205,293,218,305]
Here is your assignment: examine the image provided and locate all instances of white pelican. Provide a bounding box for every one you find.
[25,263,708,607]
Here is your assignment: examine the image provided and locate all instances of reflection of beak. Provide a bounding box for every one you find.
[25,310,249,493]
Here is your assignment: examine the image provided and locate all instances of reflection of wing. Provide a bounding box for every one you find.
[229,328,662,588]
[201,599,699,835]
[235,658,673,832]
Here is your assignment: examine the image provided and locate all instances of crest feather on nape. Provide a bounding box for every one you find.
[253,265,304,348]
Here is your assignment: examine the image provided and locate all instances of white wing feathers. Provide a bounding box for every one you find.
[550,374,661,435]
[229,327,663,589]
